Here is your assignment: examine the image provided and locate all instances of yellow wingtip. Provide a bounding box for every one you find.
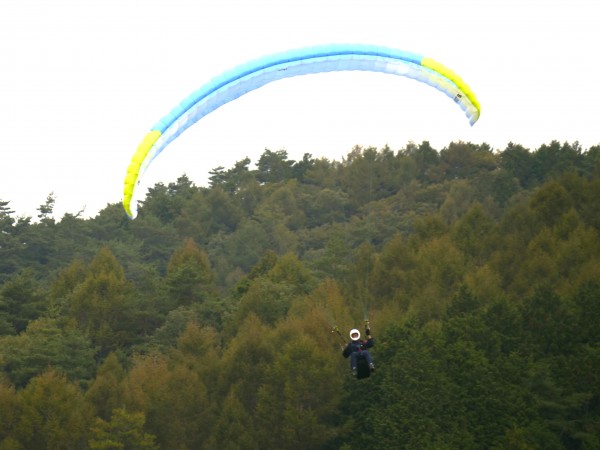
[123,130,162,218]
[422,57,481,116]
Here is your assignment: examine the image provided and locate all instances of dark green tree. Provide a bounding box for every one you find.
[405,140,441,183]
[0,270,45,334]
[209,157,255,193]
[255,149,294,183]
[290,152,315,181]
[533,140,583,182]
[439,141,497,180]
[36,192,56,225]
[500,142,535,188]
[0,200,27,280]
[141,175,198,223]
[0,318,96,388]
[209,387,258,449]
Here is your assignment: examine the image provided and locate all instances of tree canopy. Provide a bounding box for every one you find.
[1,139,599,448]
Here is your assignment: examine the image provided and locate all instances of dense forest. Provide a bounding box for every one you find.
[1,139,599,449]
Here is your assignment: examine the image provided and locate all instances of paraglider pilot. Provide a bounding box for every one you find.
[342,323,375,376]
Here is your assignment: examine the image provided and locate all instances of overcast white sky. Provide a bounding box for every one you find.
[1,0,598,219]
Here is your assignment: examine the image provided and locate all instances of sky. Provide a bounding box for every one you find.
[1,0,598,219]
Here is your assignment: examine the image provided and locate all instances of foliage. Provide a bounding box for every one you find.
[1,140,599,448]
[88,407,158,450]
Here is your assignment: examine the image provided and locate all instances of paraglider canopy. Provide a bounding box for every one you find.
[123,44,481,219]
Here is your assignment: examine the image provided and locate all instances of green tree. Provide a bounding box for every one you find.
[208,166,227,188]
[233,250,278,298]
[165,238,215,308]
[412,212,449,243]
[291,152,315,181]
[230,253,313,329]
[409,236,465,322]
[254,327,341,449]
[88,408,158,450]
[173,191,216,244]
[255,149,294,183]
[0,318,96,388]
[150,300,226,349]
[220,219,271,272]
[500,142,535,188]
[122,354,211,449]
[0,270,45,334]
[533,140,583,182]
[0,378,19,447]
[218,315,274,411]
[307,188,349,226]
[439,179,476,222]
[305,225,353,280]
[302,157,338,188]
[338,146,378,209]
[173,323,221,378]
[450,202,495,264]
[232,278,295,328]
[36,192,56,225]
[521,287,575,356]
[85,352,127,421]
[47,259,87,318]
[405,140,441,183]
[439,141,497,180]
[529,180,574,227]
[14,369,92,449]
[209,388,258,450]
[52,212,95,272]
[141,175,198,223]
[0,200,29,282]
[342,241,376,315]
[267,252,313,294]
[344,324,469,449]
[489,168,521,207]
[205,187,243,231]
[208,157,254,193]
[255,180,305,230]
[67,247,134,354]
[0,200,15,231]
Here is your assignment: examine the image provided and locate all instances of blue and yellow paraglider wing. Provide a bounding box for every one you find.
[123,44,480,219]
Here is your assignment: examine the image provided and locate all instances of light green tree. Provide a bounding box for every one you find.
[14,369,93,449]
[122,353,211,449]
[67,247,134,353]
[0,378,19,447]
[88,408,158,450]
[85,353,127,421]
[165,238,215,308]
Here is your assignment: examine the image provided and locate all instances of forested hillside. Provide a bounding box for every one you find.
[1,140,599,449]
